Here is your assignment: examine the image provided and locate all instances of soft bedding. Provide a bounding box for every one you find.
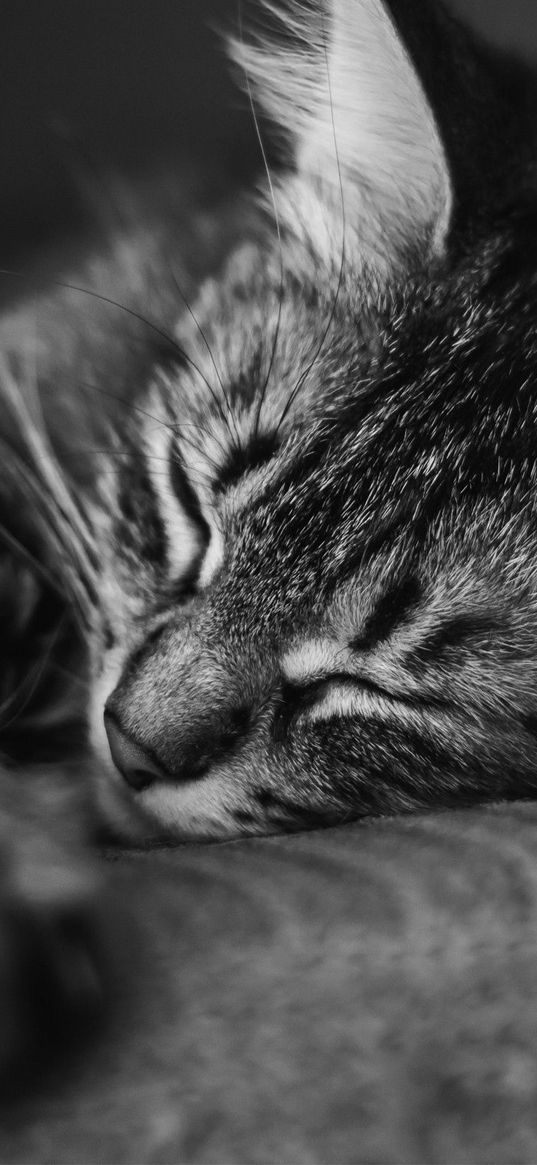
[3,804,537,1164]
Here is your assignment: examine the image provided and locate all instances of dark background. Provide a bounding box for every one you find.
[2,0,536,262]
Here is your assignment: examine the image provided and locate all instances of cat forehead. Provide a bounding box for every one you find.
[135,295,441,586]
[106,221,535,622]
[163,234,386,449]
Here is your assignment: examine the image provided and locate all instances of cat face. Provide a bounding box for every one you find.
[88,0,537,840]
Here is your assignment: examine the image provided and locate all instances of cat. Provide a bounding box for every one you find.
[1,0,537,1075]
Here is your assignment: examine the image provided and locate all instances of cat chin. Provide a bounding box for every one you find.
[90,728,259,845]
[91,755,161,846]
[93,778,256,845]
[134,774,257,843]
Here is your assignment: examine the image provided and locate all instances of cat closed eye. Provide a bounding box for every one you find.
[274,674,393,737]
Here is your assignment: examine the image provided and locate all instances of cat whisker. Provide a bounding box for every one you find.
[0,612,69,731]
[0,442,97,630]
[157,464,216,493]
[0,267,239,449]
[48,146,235,451]
[74,379,232,468]
[0,358,99,561]
[2,460,97,613]
[168,265,240,441]
[0,519,64,603]
[237,0,285,443]
[172,420,230,466]
[276,7,347,432]
[171,434,223,479]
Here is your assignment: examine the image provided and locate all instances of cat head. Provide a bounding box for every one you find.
[87,0,537,840]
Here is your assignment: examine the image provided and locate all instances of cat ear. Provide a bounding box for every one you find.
[234,0,452,271]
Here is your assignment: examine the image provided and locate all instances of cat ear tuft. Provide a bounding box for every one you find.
[232,0,452,273]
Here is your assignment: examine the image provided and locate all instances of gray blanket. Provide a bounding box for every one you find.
[3,802,537,1164]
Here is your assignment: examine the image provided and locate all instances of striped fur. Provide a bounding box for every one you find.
[3,0,537,849]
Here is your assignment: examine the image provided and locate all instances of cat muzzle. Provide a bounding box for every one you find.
[104,712,166,792]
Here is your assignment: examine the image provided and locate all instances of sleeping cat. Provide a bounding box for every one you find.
[1,0,537,1071]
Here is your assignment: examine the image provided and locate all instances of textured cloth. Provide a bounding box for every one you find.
[2,802,537,1163]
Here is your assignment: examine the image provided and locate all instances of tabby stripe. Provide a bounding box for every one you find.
[335,510,413,584]
[352,575,422,651]
[169,440,211,548]
[216,431,279,493]
[409,612,500,664]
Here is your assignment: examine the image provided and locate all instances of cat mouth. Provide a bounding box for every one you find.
[93,754,160,845]
[95,734,264,844]
[88,700,160,844]
[92,711,246,843]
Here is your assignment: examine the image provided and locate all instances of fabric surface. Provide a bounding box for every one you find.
[2,802,537,1164]
[1,3,536,1161]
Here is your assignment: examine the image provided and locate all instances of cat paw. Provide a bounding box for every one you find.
[0,839,106,1088]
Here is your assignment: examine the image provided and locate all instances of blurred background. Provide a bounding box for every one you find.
[1,0,536,264]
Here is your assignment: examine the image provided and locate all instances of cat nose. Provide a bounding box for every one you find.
[104,713,166,792]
